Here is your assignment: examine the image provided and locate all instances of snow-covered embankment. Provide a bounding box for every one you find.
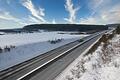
[55,33,120,80]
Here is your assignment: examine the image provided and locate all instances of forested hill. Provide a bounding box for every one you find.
[23,24,108,32]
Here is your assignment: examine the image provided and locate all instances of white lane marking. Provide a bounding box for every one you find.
[17,31,105,80]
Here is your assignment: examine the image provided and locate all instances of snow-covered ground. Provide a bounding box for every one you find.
[0,31,88,71]
[0,31,86,47]
[55,34,120,80]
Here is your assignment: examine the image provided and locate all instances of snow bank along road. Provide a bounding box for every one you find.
[0,31,107,80]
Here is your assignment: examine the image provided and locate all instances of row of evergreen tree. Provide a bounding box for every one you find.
[0,45,16,53]
[116,26,120,34]
[48,38,64,44]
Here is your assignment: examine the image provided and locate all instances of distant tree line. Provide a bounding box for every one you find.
[48,38,64,44]
[0,45,16,53]
[0,24,109,33]
[23,24,108,32]
[115,26,120,34]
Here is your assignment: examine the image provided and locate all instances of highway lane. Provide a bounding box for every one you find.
[24,34,102,80]
[0,31,105,80]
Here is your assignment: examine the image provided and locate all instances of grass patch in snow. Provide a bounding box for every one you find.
[85,31,115,56]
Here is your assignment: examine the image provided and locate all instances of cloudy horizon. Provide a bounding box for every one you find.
[0,0,120,29]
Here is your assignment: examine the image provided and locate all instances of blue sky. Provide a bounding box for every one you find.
[0,0,120,29]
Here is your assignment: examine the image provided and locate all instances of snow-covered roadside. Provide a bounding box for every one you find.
[0,32,87,71]
[55,34,120,80]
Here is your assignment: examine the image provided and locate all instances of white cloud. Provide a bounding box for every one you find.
[52,19,56,24]
[3,0,47,25]
[79,0,120,24]
[0,11,25,25]
[0,10,27,29]
[79,17,99,24]
[100,5,120,24]
[28,16,42,24]
[64,0,80,24]
[88,0,112,16]
[0,11,15,20]
[89,0,104,10]
[0,11,44,25]
[21,0,46,23]
[90,0,104,15]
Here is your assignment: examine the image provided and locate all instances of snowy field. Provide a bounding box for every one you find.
[55,34,120,80]
[0,31,86,47]
[0,31,88,71]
